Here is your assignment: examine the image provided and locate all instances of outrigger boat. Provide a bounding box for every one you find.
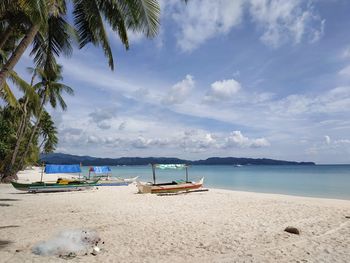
[11,180,98,193]
[88,166,138,186]
[136,164,204,194]
[11,164,98,193]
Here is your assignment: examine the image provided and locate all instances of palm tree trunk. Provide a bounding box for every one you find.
[18,96,46,169]
[0,24,39,88]
[0,25,13,50]
[7,99,29,173]
[9,72,38,173]
[39,135,47,150]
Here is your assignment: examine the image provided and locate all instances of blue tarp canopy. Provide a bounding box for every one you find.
[45,164,81,174]
[92,166,111,174]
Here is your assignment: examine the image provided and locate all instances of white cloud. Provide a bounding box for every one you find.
[180,131,218,153]
[270,86,350,115]
[167,0,324,51]
[171,0,244,52]
[251,138,271,148]
[338,65,350,77]
[204,79,241,102]
[342,46,350,59]
[249,0,325,47]
[162,75,195,104]
[224,131,270,148]
[118,121,127,131]
[324,135,331,145]
[335,139,350,145]
[89,107,118,129]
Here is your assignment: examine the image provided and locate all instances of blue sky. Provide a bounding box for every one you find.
[15,0,350,163]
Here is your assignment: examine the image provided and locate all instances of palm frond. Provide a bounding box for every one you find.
[0,81,17,106]
[18,0,48,25]
[30,15,73,75]
[99,0,129,50]
[55,92,67,110]
[7,70,41,107]
[120,0,160,37]
[73,0,114,69]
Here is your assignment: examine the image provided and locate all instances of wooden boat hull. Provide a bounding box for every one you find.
[11,180,98,193]
[137,178,204,194]
[90,176,138,185]
[120,176,139,183]
[95,180,129,186]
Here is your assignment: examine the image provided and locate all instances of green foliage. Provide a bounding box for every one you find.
[0,107,17,172]
[38,111,58,154]
[0,110,15,160]
[0,0,162,180]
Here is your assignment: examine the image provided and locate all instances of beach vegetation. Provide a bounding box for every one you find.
[0,0,160,90]
[0,0,161,182]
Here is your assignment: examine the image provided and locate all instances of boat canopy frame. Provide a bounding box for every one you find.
[150,164,191,184]
[88,166,112,180]
[41,164,82,182]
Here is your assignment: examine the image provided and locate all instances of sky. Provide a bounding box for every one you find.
[14,0,350,164]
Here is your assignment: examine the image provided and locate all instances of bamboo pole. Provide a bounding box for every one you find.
[152,164,156,184]
[185,167,188,182]
[40,163,44,182]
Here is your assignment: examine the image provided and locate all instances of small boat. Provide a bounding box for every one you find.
[117,176,139,183]
[11,180,98,193]
[95,179,129,186]
[137,178,204,194]
[136,164,205,194]
[11,164,98,193]
[88,166,138,186]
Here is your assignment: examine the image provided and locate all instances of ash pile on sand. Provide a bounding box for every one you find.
[32,229,103,257]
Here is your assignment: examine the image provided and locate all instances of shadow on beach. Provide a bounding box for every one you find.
[0,240,13,250]
[0,225,20,230]
[0,199,21,201]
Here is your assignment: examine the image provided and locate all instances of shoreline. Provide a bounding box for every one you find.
[1,168,349,262]
[212,187,350,203]
[1,182,350,204]
[11,166,350,202]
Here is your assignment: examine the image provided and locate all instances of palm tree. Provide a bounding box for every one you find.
[0,0,160,88]
[0,17,38,107]
[4,69,40,178]
[0,0,48,87]
[38,111,58,153]
[18,64,73,169]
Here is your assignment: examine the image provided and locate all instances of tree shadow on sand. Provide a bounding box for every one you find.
[0,240,13,250]
[0,199,21,201]
[0,225,20,229]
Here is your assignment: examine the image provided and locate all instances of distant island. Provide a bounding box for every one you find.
[40,153,315,166]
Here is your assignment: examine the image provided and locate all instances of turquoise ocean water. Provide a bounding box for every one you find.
[82,165,350,200]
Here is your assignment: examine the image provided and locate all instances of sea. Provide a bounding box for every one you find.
[81,165,350,200]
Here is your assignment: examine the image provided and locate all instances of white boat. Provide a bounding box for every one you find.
[137,164,205,194]
[137,177,204,194]
[117,176,139,183]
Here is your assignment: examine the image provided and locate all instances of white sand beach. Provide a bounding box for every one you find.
[0,167,349,262]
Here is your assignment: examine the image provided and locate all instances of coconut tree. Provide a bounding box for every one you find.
[0,0,48,88]
[0,0,160,88]
[38,110,58,153]
[17,64,73,170]
[4,70,40,178]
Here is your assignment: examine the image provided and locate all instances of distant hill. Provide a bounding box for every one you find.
[40,153,315,166]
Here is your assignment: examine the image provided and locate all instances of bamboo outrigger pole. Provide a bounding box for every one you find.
[40,162,44,182]
[152,164,156,184]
